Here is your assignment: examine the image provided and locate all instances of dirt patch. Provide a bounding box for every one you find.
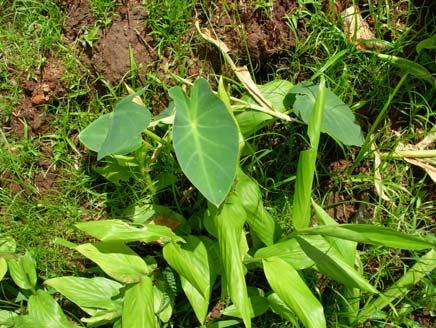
[206,0,296,59]
[91,13,156,83]
[62,0,95,41]
[8,98,52,137]
[5,56,66,137]
[325,191,357,223]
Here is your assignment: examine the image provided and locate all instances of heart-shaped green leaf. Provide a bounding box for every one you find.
[79,91,151,160]
[170,78,239,207]
[290,83,364,146]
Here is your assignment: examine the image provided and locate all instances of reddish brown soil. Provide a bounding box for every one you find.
[206,0,296,58]
[91,4,156,83]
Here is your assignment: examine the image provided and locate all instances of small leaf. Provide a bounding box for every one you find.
[296,237,378,293]
[416,35,436,54]
[377,53,436,88]
[75,219,182,244]
[45,276,123,315]
[290,83,364,146]
[75,242,149,283]
[263,257,326,328]
[297,224,434,249]
[7,252,37,291]
[170,78,239,206]
[122,276,157,328]
[79,91,151,160]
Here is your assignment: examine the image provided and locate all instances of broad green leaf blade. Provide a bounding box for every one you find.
[27,290,77,327]
[163,236,215,324]
[45,276,123,315]
[98,91,151,159]
[79,114,142,156]
[122,276,157,328]
[296,237,377,293]
[180,277,210,324]
[234,169,280,246]
[80,309,121,326]
[297,224,434,249]
[75,242,149,283]
[377,54,436,88]
[7,252,37,291]
[358,249,436,323]
[311,200,361,322]
[255,235,343,270]
[267,293,299,326]
[205,320,241,328]
[290,83,364,146]
[170,78,239,206]
[0,258,7,281]
[75,219,182,243]
[222,296,269,318]
[263,257,326,328]
[311,200,356,265]
[0,309,17,327]
[293,78,326,229]
[208,195,252,327]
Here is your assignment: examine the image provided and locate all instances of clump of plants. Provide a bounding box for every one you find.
[1,29,435,328]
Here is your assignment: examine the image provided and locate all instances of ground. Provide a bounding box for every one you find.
[0,0,435,327]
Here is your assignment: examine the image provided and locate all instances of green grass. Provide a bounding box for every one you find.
[0,0,435,326]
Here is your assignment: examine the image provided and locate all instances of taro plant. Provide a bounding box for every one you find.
[1,48,434,328]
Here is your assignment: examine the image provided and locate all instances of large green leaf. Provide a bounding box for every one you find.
[296,224,434,249]
[75,219,182,244]
[296,237,377,293]
[290,83,364,146]
[234,169,280,246]
[292,78,326,229]
[45,276,123,315]
[122,276,157,328]
[17,290,77,328]
[263,257,326,328]
[163,236,215,324]
[75,242,149,283]
[79,91,151,160]
[255,235,343,270]
[0,236,16,254]
[7,252,37,291]
[208,195,252,327]
[170,78,239,206]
